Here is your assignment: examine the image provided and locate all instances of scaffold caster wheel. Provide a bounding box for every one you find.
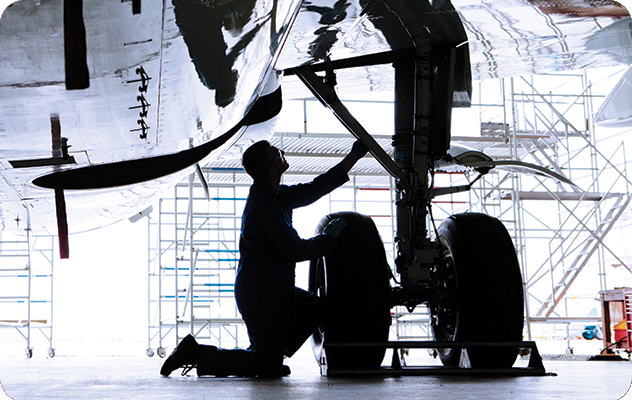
[146,348,155,358]
[48,348,55,358]
[157,347,166,358]
[25,348,32,359]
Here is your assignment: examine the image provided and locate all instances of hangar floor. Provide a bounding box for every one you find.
[1,343,630,400]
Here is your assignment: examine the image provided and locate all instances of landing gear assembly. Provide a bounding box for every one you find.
[291,42,546,376]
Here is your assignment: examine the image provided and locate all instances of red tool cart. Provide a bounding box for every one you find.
[600,288,632,355]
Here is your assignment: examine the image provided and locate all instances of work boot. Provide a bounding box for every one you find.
[254,364,291,378]
[160,334,200,377]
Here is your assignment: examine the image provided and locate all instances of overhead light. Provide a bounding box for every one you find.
[129,205,153,223]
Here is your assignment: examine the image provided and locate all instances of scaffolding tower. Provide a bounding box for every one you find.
[147,176,247,357]
[0,232,55,358]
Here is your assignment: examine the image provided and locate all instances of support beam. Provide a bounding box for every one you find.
[54,176,69,259]
[292,65,406,184]
[51,115,69,259]
[195,163,211,201]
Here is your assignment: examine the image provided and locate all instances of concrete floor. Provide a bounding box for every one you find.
[0,344,631,400]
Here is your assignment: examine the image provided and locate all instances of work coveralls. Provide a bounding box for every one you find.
[197,164,349,376]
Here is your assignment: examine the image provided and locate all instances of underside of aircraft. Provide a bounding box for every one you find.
[1,0,630,373]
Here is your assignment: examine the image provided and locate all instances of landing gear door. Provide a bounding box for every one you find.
[430,43,472,158]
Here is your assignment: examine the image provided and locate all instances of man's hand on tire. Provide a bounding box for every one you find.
[323,218,348,239]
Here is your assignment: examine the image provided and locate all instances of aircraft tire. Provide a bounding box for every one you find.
[309,211,391,370]
[431,212,524,368]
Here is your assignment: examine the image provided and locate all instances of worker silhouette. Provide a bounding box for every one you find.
[161,139,369,377]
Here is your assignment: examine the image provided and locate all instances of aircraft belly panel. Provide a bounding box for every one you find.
[459,0,632,79]
[278,0,631,100]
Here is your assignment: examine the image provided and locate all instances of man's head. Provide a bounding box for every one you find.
[242,140,288,181]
